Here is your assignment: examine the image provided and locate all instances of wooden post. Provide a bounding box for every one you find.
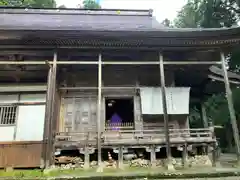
[41,66,53,169]
[84,147,90,169]
[84,132,90,169]
[201,103,208,128]
[118,146,124,169]
[212,142,217,167]
[97,53,103,172]
[220,52,240,163]
[48,52,57,166]
[182,143,188,168]
[200,103,209,154]
[159,53,173,170]
[150,145,156,167]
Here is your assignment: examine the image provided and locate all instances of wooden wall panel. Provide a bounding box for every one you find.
[0,141,42,168]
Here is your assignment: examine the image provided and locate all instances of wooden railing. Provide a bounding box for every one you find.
[55,128,214,145]
[105,122,134,131]
[102,128,213,140]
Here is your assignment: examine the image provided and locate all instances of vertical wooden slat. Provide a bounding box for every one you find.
[71,97,76,132]
[2,107,6,124]
[10,106,13,124]
[0,107,3,124]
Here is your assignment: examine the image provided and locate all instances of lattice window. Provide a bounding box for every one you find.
[0,105,17,125]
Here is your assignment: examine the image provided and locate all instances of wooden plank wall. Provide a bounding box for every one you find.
[0,141,42,168]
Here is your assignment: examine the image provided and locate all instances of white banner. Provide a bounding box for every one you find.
[140,87,190,115]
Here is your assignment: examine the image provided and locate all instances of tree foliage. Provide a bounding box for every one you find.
[83,0,101,9]
[174,0,237,28]
[0,0,56,8]
[175,0,240,151]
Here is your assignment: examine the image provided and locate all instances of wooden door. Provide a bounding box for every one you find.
[63,97,97,133]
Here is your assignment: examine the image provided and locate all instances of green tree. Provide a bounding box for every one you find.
[174,0,240,152]
[174,0,237,28]
[83,0,101,9]
[0,0,56,8]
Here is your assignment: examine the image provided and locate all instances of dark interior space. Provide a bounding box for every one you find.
[105,98,134,125]
[91,149,118,161]
[156,147,183,159]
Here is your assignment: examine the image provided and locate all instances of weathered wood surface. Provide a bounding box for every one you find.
[55,128,215,147]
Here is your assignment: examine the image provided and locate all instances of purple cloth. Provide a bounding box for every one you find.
[110,113,122,130]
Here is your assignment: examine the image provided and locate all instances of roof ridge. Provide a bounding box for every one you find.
[0,7,153,16]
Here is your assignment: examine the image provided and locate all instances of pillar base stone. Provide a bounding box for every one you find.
[235,160,240,167]
[83,163,90,170]
[214,161,222,168]
[118,164,124,170]
[183,162,189,168]
[40,159,45,169]
[166,163,175,171]
[96,163,104,173]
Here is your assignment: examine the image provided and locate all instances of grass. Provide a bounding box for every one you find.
[0,166,240,179]
[0,169,43,178]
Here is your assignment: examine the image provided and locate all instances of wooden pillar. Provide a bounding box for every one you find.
[48,52,58,166]
[159,53,173,170]
[220,52,240,163]
[118,146,124,169]
[200,103,209,154]
[150,145,156,167]
[182,143,188,168]
[97,53,103,172]
[212,142,217,167]
[201,103,208,128]
[84,147,90,169]
[41,66,53,169]
[84,132,90,169]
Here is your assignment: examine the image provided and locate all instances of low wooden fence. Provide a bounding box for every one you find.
[55,128,214,146]
[105,122,134,130]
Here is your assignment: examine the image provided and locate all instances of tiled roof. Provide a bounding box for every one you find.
[0,8,164,31]
[0,8,240,49]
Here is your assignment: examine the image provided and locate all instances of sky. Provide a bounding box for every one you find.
[56,0,187,22]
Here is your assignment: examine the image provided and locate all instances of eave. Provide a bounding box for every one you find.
[0,29,240,50]
[0,8,240,50]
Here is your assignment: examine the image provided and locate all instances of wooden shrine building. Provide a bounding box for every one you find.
[0,7,240,170]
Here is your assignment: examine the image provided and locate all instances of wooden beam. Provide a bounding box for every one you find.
[0,60,221,65]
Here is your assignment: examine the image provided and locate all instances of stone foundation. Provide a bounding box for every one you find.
[129,158,149,167]
[188,155,212,167]
[53,155,212,170]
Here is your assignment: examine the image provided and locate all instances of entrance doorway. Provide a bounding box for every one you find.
[105,97,134,130]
